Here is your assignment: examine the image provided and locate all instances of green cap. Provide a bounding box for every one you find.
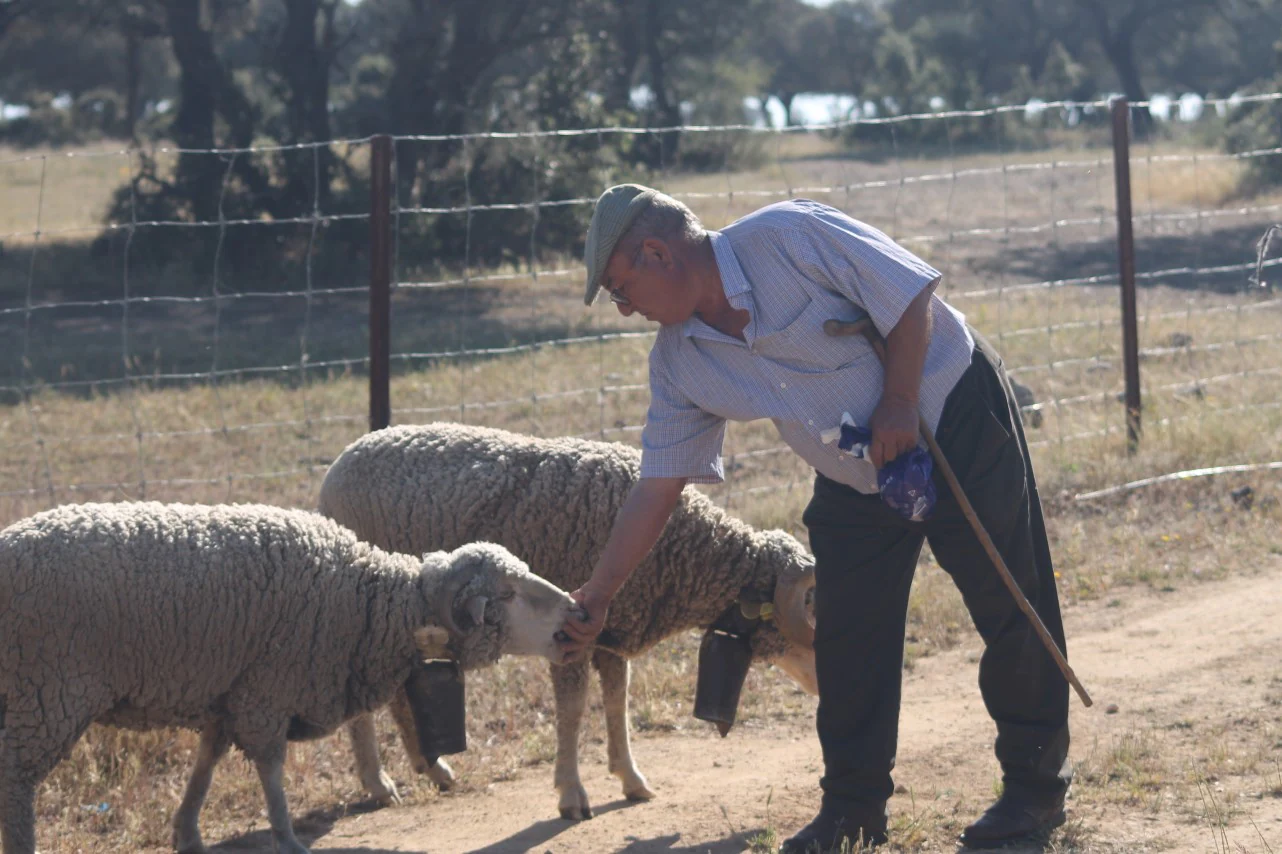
[583,183,658,306]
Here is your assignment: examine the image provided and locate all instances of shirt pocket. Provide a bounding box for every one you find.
[753,294,877,374]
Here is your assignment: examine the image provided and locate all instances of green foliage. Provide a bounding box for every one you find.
[2,0,1281,274]
[1225,82,1282,192]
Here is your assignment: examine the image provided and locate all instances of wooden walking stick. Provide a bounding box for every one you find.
[824,317,1093,708]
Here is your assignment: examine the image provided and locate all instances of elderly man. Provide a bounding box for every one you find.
[559,184,1071,851]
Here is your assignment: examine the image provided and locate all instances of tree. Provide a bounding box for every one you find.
[0,0,36,40]
[1148,0,1282,96]
[751,0,854,126]
[1069,0,1219,134]
[272,0,342,212]
[0,0,173,142]
[161,0,272,221]
[367,0,583,206]
[881,0,1090,103]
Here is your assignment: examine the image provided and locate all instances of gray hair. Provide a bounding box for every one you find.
[615,193,705,263]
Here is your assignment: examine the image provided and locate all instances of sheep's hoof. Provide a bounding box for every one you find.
[618,767,656,802]
[174,828,207,854]
[558,781,593,820]
[426,757,456,791]
[369,770,402,806]
[624,782,657,802]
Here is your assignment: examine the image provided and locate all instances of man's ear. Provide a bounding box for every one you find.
[643,237,672,267]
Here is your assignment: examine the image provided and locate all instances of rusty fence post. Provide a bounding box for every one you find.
[1110,98,1142,453]
[369,134,392,432]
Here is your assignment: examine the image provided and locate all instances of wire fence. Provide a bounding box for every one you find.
[1,95,1280,530]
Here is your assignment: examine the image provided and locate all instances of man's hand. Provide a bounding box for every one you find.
[558,584,611,663]
[869,395,920,468]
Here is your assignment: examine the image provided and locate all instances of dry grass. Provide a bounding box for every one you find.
[2,128,1281,852]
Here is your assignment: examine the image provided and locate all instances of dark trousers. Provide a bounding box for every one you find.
[801,331,1070,807]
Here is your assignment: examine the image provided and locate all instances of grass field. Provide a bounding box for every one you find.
[0,124,1280,851]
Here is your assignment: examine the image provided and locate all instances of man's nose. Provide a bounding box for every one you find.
[615,301,634,317]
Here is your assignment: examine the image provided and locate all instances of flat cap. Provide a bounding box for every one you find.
[583,183,658,306]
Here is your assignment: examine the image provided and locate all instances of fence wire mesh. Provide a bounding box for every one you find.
[2,97,1279,531]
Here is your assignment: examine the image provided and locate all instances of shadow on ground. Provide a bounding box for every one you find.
[461,799,643,853]
[208,799,424,853]
[978,220,1275,294]
[0,238,608,394]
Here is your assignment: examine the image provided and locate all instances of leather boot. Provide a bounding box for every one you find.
[779,800,888,853]
[960,789,1066,849]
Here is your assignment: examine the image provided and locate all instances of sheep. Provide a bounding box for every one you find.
[0,501,576,854]
[319,422,818,820]
[1011,378,1043,428]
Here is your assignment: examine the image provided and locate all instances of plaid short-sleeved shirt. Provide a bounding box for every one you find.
[639,199,975,495]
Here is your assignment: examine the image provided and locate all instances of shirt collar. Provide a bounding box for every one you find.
[683,231,756,343]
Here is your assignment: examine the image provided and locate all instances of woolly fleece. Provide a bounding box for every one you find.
[0,502,531,788]
[319,422,815,662]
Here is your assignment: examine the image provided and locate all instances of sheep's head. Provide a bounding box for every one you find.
[418,542,576,670]
[748,530,818,695]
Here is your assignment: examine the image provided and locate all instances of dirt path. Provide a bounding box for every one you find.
[226,569,1282,853]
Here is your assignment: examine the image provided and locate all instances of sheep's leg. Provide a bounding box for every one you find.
[250,745,309,854]
[172,721,230,854]
[346,714,401,805]
[551,658,593,820]
[0,693,97,854]
[592,650,654,802]
[0,769,36,854]
[387,688,455,790]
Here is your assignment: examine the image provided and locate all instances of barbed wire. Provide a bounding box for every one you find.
[4,92,1282,521]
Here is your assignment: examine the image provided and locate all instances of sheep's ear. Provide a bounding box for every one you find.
[414,626,452,659]
[465,595,489,628]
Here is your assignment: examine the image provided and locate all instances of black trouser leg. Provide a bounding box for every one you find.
[803,476,924,807]
[926,334,1070,798]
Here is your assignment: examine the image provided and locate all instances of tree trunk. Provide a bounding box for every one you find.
[780,91,796,127]
[1102,32,1153,137]
[163,0,220,222]
[642,0,681,165]
[279,0,334,213]
[165,0,274,220]
[759,93,775,128]
[125,27,141,141]
[604,0,641,114]
[1079,1,1154,138]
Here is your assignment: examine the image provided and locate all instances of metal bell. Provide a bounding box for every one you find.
[403,659,468,757]
[693,627,753,738]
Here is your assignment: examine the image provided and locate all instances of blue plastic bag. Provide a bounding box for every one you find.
[830,418,936,522]
[877,446,936,522]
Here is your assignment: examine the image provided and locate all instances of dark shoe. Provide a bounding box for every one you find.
[960,790,1066,849]
[779,801,888,853]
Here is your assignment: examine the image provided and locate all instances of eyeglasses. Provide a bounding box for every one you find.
[603,243,644,307]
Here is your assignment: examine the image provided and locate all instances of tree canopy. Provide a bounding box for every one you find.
[2,0,1280,272]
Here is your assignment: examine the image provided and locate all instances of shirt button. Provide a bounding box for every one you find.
[779,382,787,389]
[808,419,814,425]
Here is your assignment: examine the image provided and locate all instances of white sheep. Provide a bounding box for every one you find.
[0,501,575,854]
[319,422,818,820]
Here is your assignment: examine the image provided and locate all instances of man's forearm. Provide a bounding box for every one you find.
[585,476,686,599]
[881,280,937,406]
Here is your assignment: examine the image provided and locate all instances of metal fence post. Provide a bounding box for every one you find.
[369,134,392,432]
[1110,98,1142,453]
